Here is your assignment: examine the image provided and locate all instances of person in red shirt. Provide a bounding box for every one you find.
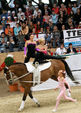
[0,54,16,71]
[67,3,72,15]
[52,3,59,14]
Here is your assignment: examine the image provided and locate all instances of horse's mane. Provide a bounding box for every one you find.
[11,62,25,66]
[4,62,26,73]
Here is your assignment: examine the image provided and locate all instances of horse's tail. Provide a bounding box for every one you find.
[61,59,79,84]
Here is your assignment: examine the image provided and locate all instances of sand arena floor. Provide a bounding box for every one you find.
[0,79,81,113]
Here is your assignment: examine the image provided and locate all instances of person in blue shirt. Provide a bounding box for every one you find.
[51,10,58,25]
[0,32,7,53]
[72,3,78,14]
[14,23,21,36]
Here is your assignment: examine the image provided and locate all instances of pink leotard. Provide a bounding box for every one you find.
[54,76,76,111]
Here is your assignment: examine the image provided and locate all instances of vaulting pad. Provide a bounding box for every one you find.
[25,62,51,73]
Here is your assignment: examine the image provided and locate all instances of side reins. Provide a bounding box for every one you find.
[5,68,32,83]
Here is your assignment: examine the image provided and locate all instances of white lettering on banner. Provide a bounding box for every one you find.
[63,29,81,47]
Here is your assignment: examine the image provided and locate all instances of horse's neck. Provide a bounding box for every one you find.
[10,64,27,77]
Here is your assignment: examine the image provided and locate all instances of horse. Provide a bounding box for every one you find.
[4,59,76,111]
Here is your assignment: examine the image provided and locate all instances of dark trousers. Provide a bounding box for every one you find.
[24,53,36,63]
[33,52,66,64]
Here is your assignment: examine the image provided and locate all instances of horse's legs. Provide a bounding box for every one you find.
[18,88,28,111]
[29,91,40,107]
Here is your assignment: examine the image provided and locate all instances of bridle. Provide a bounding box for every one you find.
[4,66,31,84]
[4,62,40,84]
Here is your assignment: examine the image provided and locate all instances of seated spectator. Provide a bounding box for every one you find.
[66,17,74,29]
[11,11,16,21]
[57,17,64,31]
[14,23,21,36]
[43,11,50,24]
[48,19,53,32]
[60,24,66,42]
[32,27,38,41]
[7,16,12,24]
[7,31,14,52]
[7,16,15,28]
[13,22,21,44]
[67,43,77,54]
[0,24,4,36]
[52,3,59,14]
[43,11,50,31]
[60,4,67,15]
[29,21,35,33]
[20,13,26,21]
[25,6,32,19]
[51,10,58,25]
[74,8,81,26]
[67,3,72,15]
[35,21,41,34]
[31,14,37,24]
[45,29,52,45]
[1,10,7,20]
[78,21,81,28]
[14,16,19,25]
[0,32,7,53]
[69,10,75,22]
[38,27,46,40]
[1,16,7,29]
[72,3,78,14]
[56,43,66,55]
[17,8,25,20]
[6,10,11,18]
[17,31,25,51]
[28,1,35,14]
[5,24,13,36]
[33,6,41,18]
[59,10,67,24]
[36,11,43,25]
[43,4,51,16]
[21,21,29,36]
[51,25,60,48]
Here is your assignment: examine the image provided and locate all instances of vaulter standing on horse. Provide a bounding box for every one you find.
[24,34,36,63]
[24,34,66,64]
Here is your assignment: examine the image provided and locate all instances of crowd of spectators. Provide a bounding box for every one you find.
[0,1,81,54]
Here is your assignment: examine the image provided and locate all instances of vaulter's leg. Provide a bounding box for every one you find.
[18,88,28,111]
[65,83,71,97]
[29,90,40,107]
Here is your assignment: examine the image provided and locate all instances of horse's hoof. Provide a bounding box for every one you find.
[37,103,40,107]
[18,108,23,112]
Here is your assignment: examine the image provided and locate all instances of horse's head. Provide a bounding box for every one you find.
[4,66,14,85]
[4,63,30,85]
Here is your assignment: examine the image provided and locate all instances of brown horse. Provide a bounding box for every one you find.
[4,59,76,111]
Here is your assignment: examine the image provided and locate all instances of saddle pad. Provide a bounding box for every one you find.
[25,62,51,73]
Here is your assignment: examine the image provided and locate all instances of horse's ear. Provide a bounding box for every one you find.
[4,67,9,73]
